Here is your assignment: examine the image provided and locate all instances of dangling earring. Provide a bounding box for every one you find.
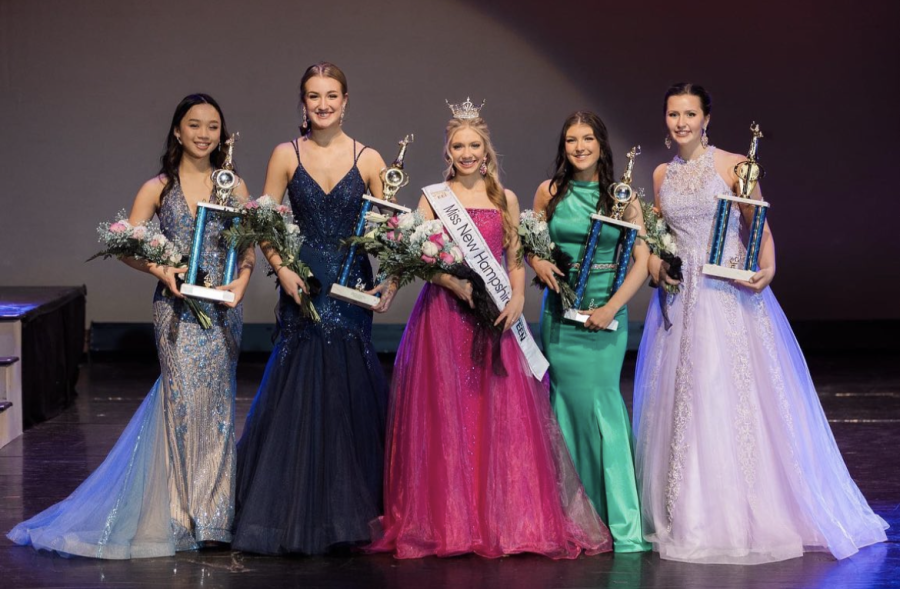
[479,156,488,177]
[300,106,309,135]
[340,108,345,126]
[449,166,456,178]
[664,135,672,150]
[700,128,709,148]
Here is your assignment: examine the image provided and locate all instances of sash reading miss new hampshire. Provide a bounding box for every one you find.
[423,182,549,380]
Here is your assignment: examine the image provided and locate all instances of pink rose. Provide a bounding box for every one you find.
[276,205,290,215]
[131,226,147,240]
[421,254,436,264]
[109,222,128,234]
[387,215,400,229]
[385,231,396,242]
[428,233,445,248]
[149,239,160,248]
[244,200,259,210]
[439,252,455,265]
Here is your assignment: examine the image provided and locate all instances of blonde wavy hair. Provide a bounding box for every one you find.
[443,118,514,248]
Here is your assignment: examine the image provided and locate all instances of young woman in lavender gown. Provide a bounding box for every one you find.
[632,82,888,564]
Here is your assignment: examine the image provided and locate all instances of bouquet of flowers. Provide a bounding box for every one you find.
[88,211,212,328]
[637,198,682,294]
[221,195,321,321]
[517,209,577,309]
[349,210,502,330]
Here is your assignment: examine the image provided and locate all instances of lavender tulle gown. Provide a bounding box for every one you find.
[369,208,611,559]
[632,147,887,564]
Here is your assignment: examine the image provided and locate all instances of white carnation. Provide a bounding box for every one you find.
[421,241,440,256]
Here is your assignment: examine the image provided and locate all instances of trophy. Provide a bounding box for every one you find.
[180,133,244,303]
[702,122,770,281]
[329,135,414,307]
[563,146,642,331]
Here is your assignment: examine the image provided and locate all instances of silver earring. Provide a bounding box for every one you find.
[340,108,345,126]
[176,136,183,145]
[664,135,672,150]
[701,128,709,148]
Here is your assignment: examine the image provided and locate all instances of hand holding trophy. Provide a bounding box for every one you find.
[329,135,414,308]
[563,146,642,331]
[702,122,770,281]
[180,133,244,303]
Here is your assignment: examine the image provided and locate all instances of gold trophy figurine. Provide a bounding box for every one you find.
[380,134,414,202]
[608,145,641,219]
[212,133,240,205]
[702,122,771,281]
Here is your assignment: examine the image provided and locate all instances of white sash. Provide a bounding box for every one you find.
[423,182,548,380]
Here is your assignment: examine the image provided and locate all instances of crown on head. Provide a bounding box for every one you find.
[446,97,485,120]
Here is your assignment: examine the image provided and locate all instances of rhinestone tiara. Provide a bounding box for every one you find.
[445,97,485,120]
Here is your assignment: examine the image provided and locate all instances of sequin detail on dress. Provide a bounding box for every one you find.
[7,181,242,558]
[233,142,388,555]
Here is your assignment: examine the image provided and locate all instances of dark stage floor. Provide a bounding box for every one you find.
[1,352,897,589]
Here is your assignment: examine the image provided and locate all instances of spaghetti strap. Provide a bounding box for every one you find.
[354,140,368,164]
[292,140,301,164]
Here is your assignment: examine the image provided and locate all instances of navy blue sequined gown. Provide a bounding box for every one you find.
[8,182,242,558]
[233,141,388,555]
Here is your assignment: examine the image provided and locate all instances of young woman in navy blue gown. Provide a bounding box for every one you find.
[232,62,397,555]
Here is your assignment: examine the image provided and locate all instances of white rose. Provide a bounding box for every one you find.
[398,213,417,229]
[286,224,300,234]
[536,221,548,234]
[421,241,440,257]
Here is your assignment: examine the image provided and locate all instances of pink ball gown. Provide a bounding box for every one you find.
[369,208,611,559]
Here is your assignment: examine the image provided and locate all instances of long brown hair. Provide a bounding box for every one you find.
[443,117,515,248]
[545,111,614,220]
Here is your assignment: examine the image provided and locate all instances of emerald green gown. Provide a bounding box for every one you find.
[540,180,650,553]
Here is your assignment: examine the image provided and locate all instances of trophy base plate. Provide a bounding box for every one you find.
[702,264,756,281]
[181,283,235,303]
[563,309,618,331]
[363,194,411,213]
[329,284,379,308]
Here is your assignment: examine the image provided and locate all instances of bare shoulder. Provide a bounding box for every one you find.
[535,180,553,202]
[652,163,668,183]
[713,147,744,166]
[138,174,167,200]
[503,187,519,205]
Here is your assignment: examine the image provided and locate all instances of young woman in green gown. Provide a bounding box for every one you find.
[530,111,650,553]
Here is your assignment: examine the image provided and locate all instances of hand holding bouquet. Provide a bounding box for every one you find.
[222,195,321,321]
[517,210,577,308]
[637,200,682,294]
[88,211,212,328]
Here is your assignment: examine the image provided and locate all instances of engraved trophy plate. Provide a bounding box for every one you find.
[180,133,242,303]
[702,123,770,281]
[330,135,414,308]
[564,146,642,331]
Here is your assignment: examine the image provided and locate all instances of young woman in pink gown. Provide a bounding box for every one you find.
[632,82,888,564]
[368,107,611,559]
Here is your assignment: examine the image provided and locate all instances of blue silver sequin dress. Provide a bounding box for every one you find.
[7,182,242,559]
[232,141,388,555]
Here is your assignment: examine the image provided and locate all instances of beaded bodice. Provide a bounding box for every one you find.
[659,147,744,272]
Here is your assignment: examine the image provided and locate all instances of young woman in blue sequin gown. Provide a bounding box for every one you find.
[232,63,396,555]
[633,83,887,564]
[7,94,253,559]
